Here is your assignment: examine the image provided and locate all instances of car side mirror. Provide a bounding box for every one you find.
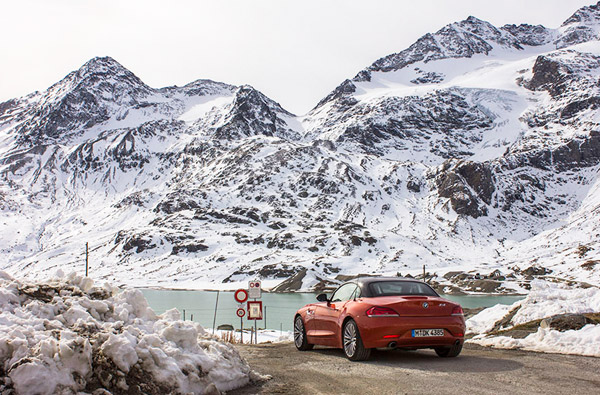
[316,293,329,302]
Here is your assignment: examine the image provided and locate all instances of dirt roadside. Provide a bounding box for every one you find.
[230,342,600,394]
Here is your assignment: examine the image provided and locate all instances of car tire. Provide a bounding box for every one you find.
[294,316,313,351]
[342,319,371,361]
[435,342,463,358]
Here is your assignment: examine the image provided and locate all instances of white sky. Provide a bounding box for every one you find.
[0,0,594,115]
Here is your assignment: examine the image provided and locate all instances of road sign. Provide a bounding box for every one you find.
[247,301,263,320]
[234,289,249,303]
[248,280,261,299]
[236,308,246,318]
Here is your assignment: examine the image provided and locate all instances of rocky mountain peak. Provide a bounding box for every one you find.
[53,56,151,95]
[316,15,526,108]
[172,79,236,97]
[556,2,600,48]
[229,85,293,118]
[452,16,507,42]
[10,57,156,147]
[77,56,131,76]
[561,1,600,27]
[208,85,298,140]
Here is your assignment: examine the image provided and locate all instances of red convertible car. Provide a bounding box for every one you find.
[294,277,465,361]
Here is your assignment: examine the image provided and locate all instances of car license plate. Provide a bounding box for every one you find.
[412,329,444,337]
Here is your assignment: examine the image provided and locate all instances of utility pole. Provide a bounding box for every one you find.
[212,290,220,333]
[85,242,89,277]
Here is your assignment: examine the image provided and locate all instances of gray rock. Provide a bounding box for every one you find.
[540,314,594,332]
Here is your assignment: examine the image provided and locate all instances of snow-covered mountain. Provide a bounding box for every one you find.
[1,3,600,292]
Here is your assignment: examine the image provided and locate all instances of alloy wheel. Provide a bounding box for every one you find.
[343,322,357,357]
[294,317,304,348]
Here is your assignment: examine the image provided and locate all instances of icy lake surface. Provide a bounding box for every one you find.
[140,289,523,331]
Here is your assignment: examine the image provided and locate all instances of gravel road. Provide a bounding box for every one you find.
[230,342,600,394]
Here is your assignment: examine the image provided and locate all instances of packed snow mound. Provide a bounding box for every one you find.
[466,280,600,357]
[0,271,261,394]
[471,325,600,357]
[467,280,600,333]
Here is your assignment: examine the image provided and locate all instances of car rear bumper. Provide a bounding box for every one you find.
[356,315,466,349]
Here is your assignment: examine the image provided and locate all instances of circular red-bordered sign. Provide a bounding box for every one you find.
[234,289,249,303]
[236,308,246,318]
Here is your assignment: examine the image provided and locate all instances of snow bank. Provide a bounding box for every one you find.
[466,280,600,357]
[0,271,263,394]
[466,302,519,334]
[509,280,600,326]
[209,328,293,345]
[471,325,600,357]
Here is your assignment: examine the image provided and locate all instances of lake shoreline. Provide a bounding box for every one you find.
[133,285,527,297]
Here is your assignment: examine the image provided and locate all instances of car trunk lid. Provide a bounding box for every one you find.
[363,296,457,317]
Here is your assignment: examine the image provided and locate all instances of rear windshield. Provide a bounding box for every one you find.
[368,281,438,297]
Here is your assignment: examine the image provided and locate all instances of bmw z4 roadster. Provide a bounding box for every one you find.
[294,277,466,361]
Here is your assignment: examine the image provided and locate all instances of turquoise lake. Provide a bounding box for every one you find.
[140,289,524,332]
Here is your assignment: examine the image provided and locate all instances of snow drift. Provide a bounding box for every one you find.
[0,271,262,394]
[466,280,600,357]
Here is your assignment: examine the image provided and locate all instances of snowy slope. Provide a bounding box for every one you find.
[1,4,600,291]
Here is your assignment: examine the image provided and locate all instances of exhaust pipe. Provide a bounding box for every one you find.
[388,341,397,349]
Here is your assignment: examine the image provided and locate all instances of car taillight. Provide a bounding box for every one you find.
[451,306,464,316]
[366,306,399,317]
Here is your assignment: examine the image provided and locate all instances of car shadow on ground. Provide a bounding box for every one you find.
[310,346,523,373]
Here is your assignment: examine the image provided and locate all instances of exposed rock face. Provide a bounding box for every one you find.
[1,4,600,291]
[501,24,553,46]
[306,88,497,160]
[270,269,308,292]
[525,55,573,96]
[435,161,495,218]
[540,314,595,331]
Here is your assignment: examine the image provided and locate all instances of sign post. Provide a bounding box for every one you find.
[248,280,262,344]
[248,280,261,299]
[247,300,263,344]
[234,289,249,343]
[236,307,246,343]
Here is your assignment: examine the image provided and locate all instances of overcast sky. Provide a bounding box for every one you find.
[0,0,594,115]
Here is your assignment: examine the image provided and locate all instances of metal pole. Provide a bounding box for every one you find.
[254,319,258,344]
[423,265,426,282]
[212,290,220,333]
[190,314,194,321]
[85,242,89,277]
[240,316,243,344]
[183,309,186,321]
[264,306,267,330]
